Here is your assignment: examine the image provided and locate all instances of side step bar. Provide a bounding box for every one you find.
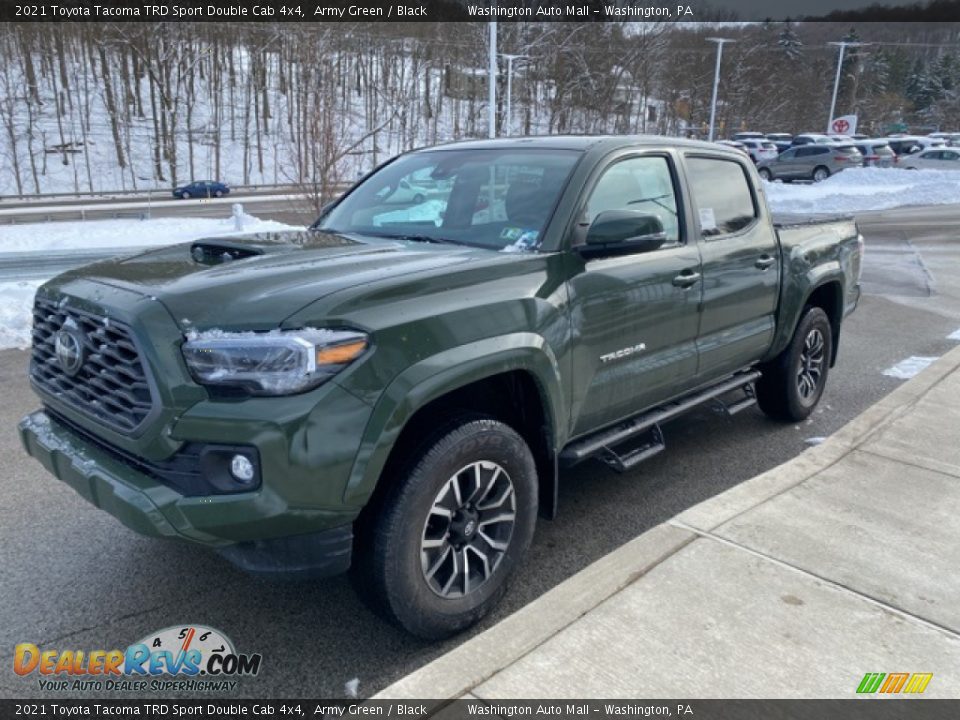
[560,370,761,471]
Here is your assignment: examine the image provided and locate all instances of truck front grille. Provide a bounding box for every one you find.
[30,296,156,434]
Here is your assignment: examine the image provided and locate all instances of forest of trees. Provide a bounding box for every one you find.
[1,21,959,199]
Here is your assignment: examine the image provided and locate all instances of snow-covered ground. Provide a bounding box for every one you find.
[764,167,960,215]
[0,213,300,350]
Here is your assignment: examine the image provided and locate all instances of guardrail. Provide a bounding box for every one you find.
[0,183,305,203]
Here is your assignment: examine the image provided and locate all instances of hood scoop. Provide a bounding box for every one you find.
[190,240,265,265]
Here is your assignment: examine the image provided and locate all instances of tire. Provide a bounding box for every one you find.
[757,306,833,422]
[357,417,538,639]
[758,167,772,181]
[413,193,425,204]
[812,166,830,182]
[181,191,190,200]
[215,190,224,198]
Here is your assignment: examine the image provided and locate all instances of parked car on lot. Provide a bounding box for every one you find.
[716,140,750,155]
[21,136,862,639]
[758,143,864,182]
[740,139,779,164]
[853,140,898,168]
[765,133,793,153]
[172,180,230,199]
[791,133,836,146]
[733,131,767,141]
[928,132,960,146]
[883,136,946,156]
[900,147,960,170]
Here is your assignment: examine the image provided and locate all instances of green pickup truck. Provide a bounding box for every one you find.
[20,136,863,638]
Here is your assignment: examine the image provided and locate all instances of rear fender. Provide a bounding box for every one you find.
[766,248,845,362]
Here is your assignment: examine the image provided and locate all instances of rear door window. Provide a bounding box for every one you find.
[685,157,758,238]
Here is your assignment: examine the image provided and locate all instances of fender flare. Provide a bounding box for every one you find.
[768,261,845,362]
[341,333,565,508]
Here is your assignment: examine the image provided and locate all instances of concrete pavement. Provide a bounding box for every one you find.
[377,344,960,700]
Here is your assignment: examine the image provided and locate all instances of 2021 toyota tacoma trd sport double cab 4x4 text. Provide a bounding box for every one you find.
[20,136,863,639]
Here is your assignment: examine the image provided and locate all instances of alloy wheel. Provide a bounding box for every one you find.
[420,461,516,599]
[797,328,826,403]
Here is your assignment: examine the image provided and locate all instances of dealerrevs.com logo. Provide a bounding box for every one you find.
[14,625,262,693]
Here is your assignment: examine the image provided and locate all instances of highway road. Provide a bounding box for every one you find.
[0,189,319,227]
[1,203,959,699]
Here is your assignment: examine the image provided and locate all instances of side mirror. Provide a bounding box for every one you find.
[579,210,667,258]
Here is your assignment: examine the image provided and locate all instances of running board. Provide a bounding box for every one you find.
[598,424,666,473]
[560,370,761,469]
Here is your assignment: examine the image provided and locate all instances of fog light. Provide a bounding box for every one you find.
[230,454,255,484]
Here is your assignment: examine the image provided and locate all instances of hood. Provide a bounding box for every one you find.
[49,230,502,331]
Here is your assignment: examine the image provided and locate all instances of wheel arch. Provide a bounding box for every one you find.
[343,334,565,520]
[803,280,844,366]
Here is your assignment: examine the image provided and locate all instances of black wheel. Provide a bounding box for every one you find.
[358,417,537,639]
[812,166,830,182]
[181,191,190,200]
[757,307,833,422]
[758,167,772,181]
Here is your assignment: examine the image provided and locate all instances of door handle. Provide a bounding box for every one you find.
[755,255,775,270]
[672,271,701,288]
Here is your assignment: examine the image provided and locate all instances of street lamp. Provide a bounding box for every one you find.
[500,53,528,136]
[488,13,498,138]
[706,37,735,142]
[827,41,868,134]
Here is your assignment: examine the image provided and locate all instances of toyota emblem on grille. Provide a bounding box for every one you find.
[54,328,85,376]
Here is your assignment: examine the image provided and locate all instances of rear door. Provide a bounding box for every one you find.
[567,151,702,436]
[684,154,779,380]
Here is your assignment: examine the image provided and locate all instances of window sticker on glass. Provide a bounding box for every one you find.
[699,207,717,232]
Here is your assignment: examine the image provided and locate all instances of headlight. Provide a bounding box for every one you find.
[182,328,368,396]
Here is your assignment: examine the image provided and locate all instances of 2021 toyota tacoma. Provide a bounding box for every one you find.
[20,136,862,638]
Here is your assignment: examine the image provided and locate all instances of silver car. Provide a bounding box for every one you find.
[900,147,960,170]
[757,144,864,182]
[854,141,897,168]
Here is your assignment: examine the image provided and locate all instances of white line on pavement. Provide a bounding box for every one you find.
[883,356,940,380]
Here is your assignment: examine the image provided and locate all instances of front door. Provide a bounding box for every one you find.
[567,153,702,436]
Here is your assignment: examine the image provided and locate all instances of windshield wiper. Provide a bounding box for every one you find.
[365,231,470,246]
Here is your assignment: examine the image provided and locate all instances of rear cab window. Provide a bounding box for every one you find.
[685,156,758,237]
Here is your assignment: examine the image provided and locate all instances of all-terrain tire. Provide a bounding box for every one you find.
[356,417,538,639]
[757,306,833,422]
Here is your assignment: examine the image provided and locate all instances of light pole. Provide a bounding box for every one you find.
[500,53,528,136]
[488,15,497,138]
[827,41,867,134]
[706,37,735,142]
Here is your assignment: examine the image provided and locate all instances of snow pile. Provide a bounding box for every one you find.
[0,280,44,351]
[0,213,298,253]
[0,214,301,351]
[764,167,960,215]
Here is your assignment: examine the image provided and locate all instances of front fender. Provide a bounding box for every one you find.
[341,333,565,506]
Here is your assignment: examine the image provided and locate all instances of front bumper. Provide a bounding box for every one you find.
[19,410,356,577]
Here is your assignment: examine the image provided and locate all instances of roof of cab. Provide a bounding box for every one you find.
[412,134,741,156]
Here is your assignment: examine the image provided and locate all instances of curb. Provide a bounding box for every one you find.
[374,343,960,701]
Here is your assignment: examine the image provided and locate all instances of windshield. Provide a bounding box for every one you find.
[317,148,581,251]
